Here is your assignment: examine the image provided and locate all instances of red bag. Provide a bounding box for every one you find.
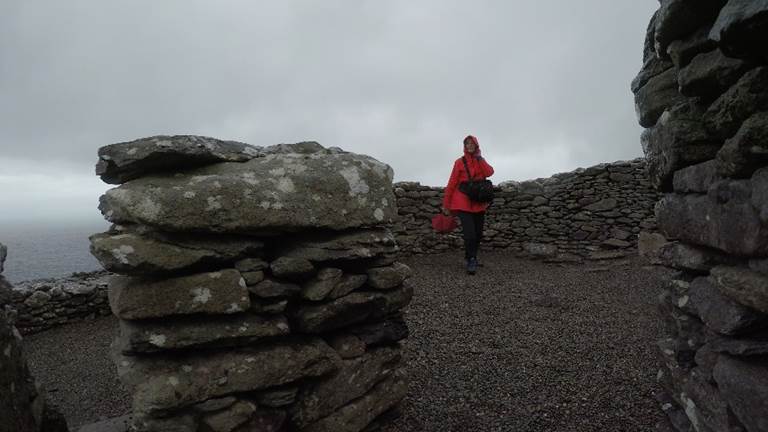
[431,213,458,233]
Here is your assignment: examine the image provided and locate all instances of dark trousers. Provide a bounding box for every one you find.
[457,211,485,260]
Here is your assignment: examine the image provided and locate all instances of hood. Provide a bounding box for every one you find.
[464,135,480,156]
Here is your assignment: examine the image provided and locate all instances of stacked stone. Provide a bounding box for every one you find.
[90,136,412,432]
[632,1,768,431]
[0,243,69,431]
[8,272,111,334]
[392,158,660,260]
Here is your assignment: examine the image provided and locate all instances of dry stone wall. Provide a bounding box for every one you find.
[90,136,411,432]
[393,158,661,260]
[0,243,69,432]
[6,158,661,336]
[7,272,111,334]
[633,1,768,431]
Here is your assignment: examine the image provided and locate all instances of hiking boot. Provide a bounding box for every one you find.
[466,257,478,275]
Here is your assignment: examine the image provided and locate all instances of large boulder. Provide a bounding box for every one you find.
[689,277,768,335]
[653,0,727,56]
[108,269,250,319]
[678,49,751,100]
[710,266,768,314]
[672,160,723,194]
[706,67,768,140]
[641,10,659,65]
[90,229,264,276]
[683,369,747,432]
[642,102,723,189]
[710,0,768,61]
[667,26,717,69]
[654,241,736,273]
[716,111,768,178]
[656,178,768,255]
[713,355,768,432]
[96,135,261,184]
[117,338,340,415]
[631,53,673,95]
[98,146,396,233]
[634,68,686,128]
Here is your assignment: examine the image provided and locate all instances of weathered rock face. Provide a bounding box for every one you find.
[91,139,410,432]
[0,253,69,432]
[633,2,768,430]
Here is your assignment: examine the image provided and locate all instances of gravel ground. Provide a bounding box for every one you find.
[383,251,670,432]
[22,251,670,431]
[22,315,129,428]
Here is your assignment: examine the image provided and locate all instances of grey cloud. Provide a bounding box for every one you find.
[1,0,657,208]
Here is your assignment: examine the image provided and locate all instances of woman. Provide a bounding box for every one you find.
[442,135,495,275]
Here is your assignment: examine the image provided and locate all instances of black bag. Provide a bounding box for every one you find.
[458,157,494,203]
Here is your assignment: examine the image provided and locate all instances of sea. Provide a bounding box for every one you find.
[0,220,111,283]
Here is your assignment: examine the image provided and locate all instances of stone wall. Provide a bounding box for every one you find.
[393,158,661,260]
[6,157,662,336]
[633,1,768,431]
[90,136,411,432]
[0,243,69,431]
[8,158,661,337]
[7,272,111,335]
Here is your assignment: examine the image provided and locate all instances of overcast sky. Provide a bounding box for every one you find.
[0,1,657,223]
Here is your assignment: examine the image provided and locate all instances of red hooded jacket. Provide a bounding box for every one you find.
[443,135,495,213]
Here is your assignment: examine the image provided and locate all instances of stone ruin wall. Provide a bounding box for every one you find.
[393,158,661,261]
[6,157,664,336]
[88,137,413,432]
[632,1,768,431]
[0,243,69,431]
[7,272,112,335]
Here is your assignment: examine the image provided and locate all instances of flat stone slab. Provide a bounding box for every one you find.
[276,229,398,263]
[117,338,340,415]
[99,147,396,233]
[90,230,264,276]
[95,135,260,184]
[108,269,249,320]
[117,313,290,353]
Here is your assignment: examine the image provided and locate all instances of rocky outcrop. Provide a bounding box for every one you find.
[91,137,410,432]
[0,243,69,432]
[392,159,661,260]
[633,2,768,430]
